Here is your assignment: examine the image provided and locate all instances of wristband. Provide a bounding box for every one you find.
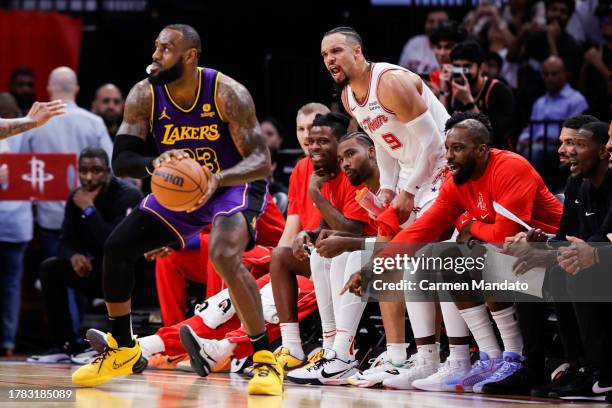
[82,206,96,219]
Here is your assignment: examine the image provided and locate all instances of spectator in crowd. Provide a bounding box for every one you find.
[0,93,34,357]
[517,56,588,176]
[567,0,605,46]
[428,21,467,96]
[482,51,506,83]
[443,40,515,149]
[261,117,284,151]
[9,67,35,114]
[91,83,124,141]
[398,9,448,75]
[28,147,142,362]
[20,66,113,259]
[579,4,612,122]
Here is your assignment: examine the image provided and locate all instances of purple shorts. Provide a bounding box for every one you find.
[139,180,268,248]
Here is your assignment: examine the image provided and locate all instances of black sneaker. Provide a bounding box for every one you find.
[593,380,612,402]
[551,367,604,401]
[531,363,577,398]
[480,365,532,395]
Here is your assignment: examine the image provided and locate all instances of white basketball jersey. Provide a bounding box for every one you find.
[343,62,449,191]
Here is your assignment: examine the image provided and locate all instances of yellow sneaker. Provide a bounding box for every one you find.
[303,349,324,368]
[274,347,307,374]
[247,350,283,396]
[71,334,147,387]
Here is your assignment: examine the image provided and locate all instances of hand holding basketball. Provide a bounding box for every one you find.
[151,157,211,212]
[152,149,190,168]
[186,171,220,213]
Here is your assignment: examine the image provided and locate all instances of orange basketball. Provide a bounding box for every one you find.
[151,158,210,211]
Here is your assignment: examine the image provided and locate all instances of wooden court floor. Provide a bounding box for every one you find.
[0,361,609,407]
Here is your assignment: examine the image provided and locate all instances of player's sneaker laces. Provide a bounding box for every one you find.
[473,352,523,394]
[382,353,439,390]
[274,347,308,374]
[71,334,147,387]
[412,358,472,392]
[449,352,504,392]
[286,350,359,386]
[179,325,219,378]
[247,350,284,396]
[347,351,410,388]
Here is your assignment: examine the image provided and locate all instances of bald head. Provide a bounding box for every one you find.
[47,66,79,100]
[542,56,567,94]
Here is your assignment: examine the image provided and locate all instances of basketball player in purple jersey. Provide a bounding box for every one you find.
[72,24,283,395]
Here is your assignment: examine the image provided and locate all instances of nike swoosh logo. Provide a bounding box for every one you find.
[593,382,612,394]
[167,355,185,364]
[321,367,353,378]
[585,212,596,216]
[112,352,139,370]
[575,200,579,204]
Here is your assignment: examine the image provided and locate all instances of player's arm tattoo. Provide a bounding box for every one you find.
[216,74,271,186]
[0,117,36,140]
[117,80,152,141]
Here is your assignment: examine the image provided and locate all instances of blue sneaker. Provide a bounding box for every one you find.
[446,352,503,392]
[473,351,523,394]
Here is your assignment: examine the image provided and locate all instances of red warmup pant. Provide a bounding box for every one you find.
[155,232,273,326]
[157,274,317,357]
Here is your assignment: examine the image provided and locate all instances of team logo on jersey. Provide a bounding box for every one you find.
[160,124,220,144]
[159,107,171,121]
[201,103,216,118]
[477,192,489,219]
[361,115,388,133]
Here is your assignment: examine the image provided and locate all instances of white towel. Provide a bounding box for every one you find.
[194,288,235,329]
[259,282,280,325]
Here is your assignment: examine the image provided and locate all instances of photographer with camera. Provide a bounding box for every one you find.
[441,40,515,150]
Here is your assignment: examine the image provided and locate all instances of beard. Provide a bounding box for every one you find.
[452,159,477,185]
[148,60,184,85]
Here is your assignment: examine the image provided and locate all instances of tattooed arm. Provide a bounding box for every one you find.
[215,73,272,185]
[112,80,163,178]
[0,100,66,140]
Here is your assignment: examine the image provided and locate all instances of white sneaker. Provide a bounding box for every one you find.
[412,358,472,392]
[382,353,440,390]
[179,325,226,377]
[347,351,413,388]
[286,350,359,385]
[70,348,100,365]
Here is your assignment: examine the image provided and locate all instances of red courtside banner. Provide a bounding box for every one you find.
[0,11,82,101]
[0,153,78,201]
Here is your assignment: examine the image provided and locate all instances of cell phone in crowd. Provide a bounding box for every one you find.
[452,67,469,85]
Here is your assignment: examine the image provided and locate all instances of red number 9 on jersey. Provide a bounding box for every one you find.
[382,133,402,150]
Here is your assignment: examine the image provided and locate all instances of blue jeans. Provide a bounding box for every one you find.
[0,242,27,350]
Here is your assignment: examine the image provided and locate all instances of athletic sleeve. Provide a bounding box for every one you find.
[469,158,535,243]
[392,178,464,243]
[375,145,399,191]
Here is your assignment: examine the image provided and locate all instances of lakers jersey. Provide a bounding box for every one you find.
[150,67,241,174]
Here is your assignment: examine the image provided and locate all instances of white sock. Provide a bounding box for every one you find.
[440,301,469,337]
[139,335,165,359]
[387,343,408,366]
[311,250,336,351]
[322,323,336,350]
[405,302,435,338]
[280,322,304,359]
[448,343,470,362]
[332,251,367,361]
[416,343,440,364]
[491,305,523,355]
[459,304,502,359]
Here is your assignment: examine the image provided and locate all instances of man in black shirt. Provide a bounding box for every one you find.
[448,41,516,149]
[29,147,143,362]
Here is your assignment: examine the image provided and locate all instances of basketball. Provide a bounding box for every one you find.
[151,158,210,211]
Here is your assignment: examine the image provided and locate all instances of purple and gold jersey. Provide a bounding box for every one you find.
[150,67,242,174]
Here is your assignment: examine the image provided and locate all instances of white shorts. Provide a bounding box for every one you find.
[400,165,447,227]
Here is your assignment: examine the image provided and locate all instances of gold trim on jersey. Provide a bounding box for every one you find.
[215,183,248,216]
[213,72,227,123]
[141,195,186,248]
[149,83,155,130]
[163,67,202,113]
